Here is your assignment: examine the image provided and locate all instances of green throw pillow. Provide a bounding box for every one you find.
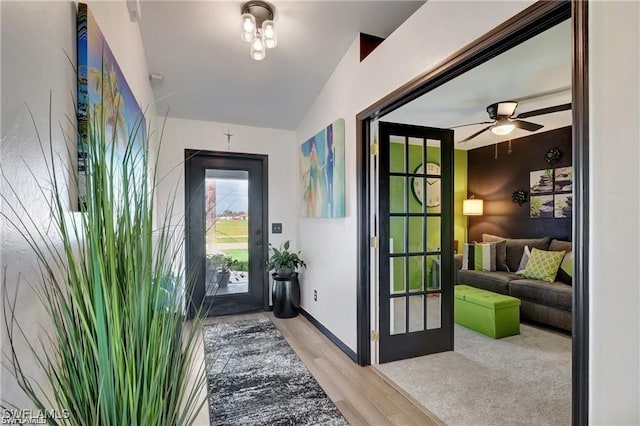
[474,242,497,272]
[461,242,496,271]
[522,248,565,283]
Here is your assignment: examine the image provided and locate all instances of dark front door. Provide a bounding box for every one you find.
[185,150,268,317]
[378,122,454,363]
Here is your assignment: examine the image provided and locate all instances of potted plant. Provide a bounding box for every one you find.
[206,253,245,286]
[266,241,306,318]
[266,240,307,277]
[1,97,207,422]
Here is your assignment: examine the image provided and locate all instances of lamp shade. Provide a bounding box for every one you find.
[463,198,484,216]
[250,35,266,60]
[241,13,257,42]
[262,20,277,48]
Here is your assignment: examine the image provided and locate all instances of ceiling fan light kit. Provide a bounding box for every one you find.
[240,1,277,61]
[491,120,516,136]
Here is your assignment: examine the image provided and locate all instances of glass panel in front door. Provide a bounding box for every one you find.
[204,169,249,298]
[389,136,442,335]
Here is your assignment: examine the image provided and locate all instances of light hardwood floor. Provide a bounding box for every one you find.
[199,312,444,426]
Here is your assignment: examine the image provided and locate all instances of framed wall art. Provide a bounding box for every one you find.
[300,118,345,217]
[530,169,554,194]
[77,3,146,210]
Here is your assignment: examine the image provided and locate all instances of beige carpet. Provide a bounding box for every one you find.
[376,323,571,426]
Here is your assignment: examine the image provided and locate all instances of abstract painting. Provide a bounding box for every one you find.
[77,3,146,209]
[300,118,345,217]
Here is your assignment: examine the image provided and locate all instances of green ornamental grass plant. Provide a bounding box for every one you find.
[1,97,207,424]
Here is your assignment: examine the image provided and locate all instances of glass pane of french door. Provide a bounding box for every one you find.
[204,169,250,298]
[388,135,442,335]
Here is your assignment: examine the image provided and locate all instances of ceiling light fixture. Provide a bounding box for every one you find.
[491,119,516,136]
[240,1,277,61]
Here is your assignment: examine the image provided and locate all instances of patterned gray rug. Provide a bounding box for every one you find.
[203,317,348,426]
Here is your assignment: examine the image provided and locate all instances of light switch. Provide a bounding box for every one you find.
[272,223,283,234]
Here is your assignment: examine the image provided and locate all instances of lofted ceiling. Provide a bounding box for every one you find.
[384,19,572,150]
[138,1,426,130]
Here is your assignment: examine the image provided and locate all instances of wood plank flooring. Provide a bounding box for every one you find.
[201,312,443,425]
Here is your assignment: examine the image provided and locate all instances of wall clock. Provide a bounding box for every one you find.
[412,162,441,207]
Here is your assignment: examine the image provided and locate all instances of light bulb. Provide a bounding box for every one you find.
[252,36,264,52]
[250,46,266,60]
[241,13,256,42]
[250,33,266,60]
[262,20,277,48]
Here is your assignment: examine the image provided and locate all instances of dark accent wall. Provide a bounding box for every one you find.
[467,126,572,242]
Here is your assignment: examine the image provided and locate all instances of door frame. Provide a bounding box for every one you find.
[355,1,589,424]
[184,150,270,317]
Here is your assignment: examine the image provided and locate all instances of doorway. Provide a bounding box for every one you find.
[356,1,588,424]
[185,150,269,318]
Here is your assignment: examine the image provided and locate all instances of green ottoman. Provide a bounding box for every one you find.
[454,285,521,338]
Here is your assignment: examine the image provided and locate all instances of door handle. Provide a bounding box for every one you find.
[256,240,262,246]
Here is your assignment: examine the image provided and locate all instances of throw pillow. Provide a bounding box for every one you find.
[516,245,531,274]
[481,233,506,242]
[556,251,573,284]
[461,243,475,270]
[474,242,497,272]
[522,248,565,283]
[481,234,509,271]
[505,236,552,272]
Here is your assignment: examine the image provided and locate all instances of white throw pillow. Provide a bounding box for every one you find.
[516,245,531,274]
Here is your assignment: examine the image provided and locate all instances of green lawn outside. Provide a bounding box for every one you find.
[214,219,248,243]
[216,235,248,243]
[221,249,249,263]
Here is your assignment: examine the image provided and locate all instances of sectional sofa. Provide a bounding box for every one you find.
[454,235,572,332]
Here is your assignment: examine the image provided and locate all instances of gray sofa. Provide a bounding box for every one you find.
[455,235,572,332]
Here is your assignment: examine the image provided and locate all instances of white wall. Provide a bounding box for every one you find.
[589,1,640,424]
[295,1,535,351]
[155,117,298,280]
[1,1,76,407]
[0,0,155,407]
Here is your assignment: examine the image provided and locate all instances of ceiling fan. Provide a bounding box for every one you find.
[454,101,572,143]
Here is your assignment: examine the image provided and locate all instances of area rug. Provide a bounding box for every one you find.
[202,317,348,426]
[376,323,571,426]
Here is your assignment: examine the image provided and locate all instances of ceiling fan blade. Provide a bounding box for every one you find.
[514,119,544,132]
[515,103,571,119]
[450,120,494,129]
[457,125,494,143]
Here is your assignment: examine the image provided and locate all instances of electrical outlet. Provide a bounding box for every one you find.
[313,290,317,301]
[271,223,283,234]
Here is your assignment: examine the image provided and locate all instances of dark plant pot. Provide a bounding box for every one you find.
[217,271,230,287]
[275,268,294,277]
[206,267,218,285]
[272,272,300,318]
